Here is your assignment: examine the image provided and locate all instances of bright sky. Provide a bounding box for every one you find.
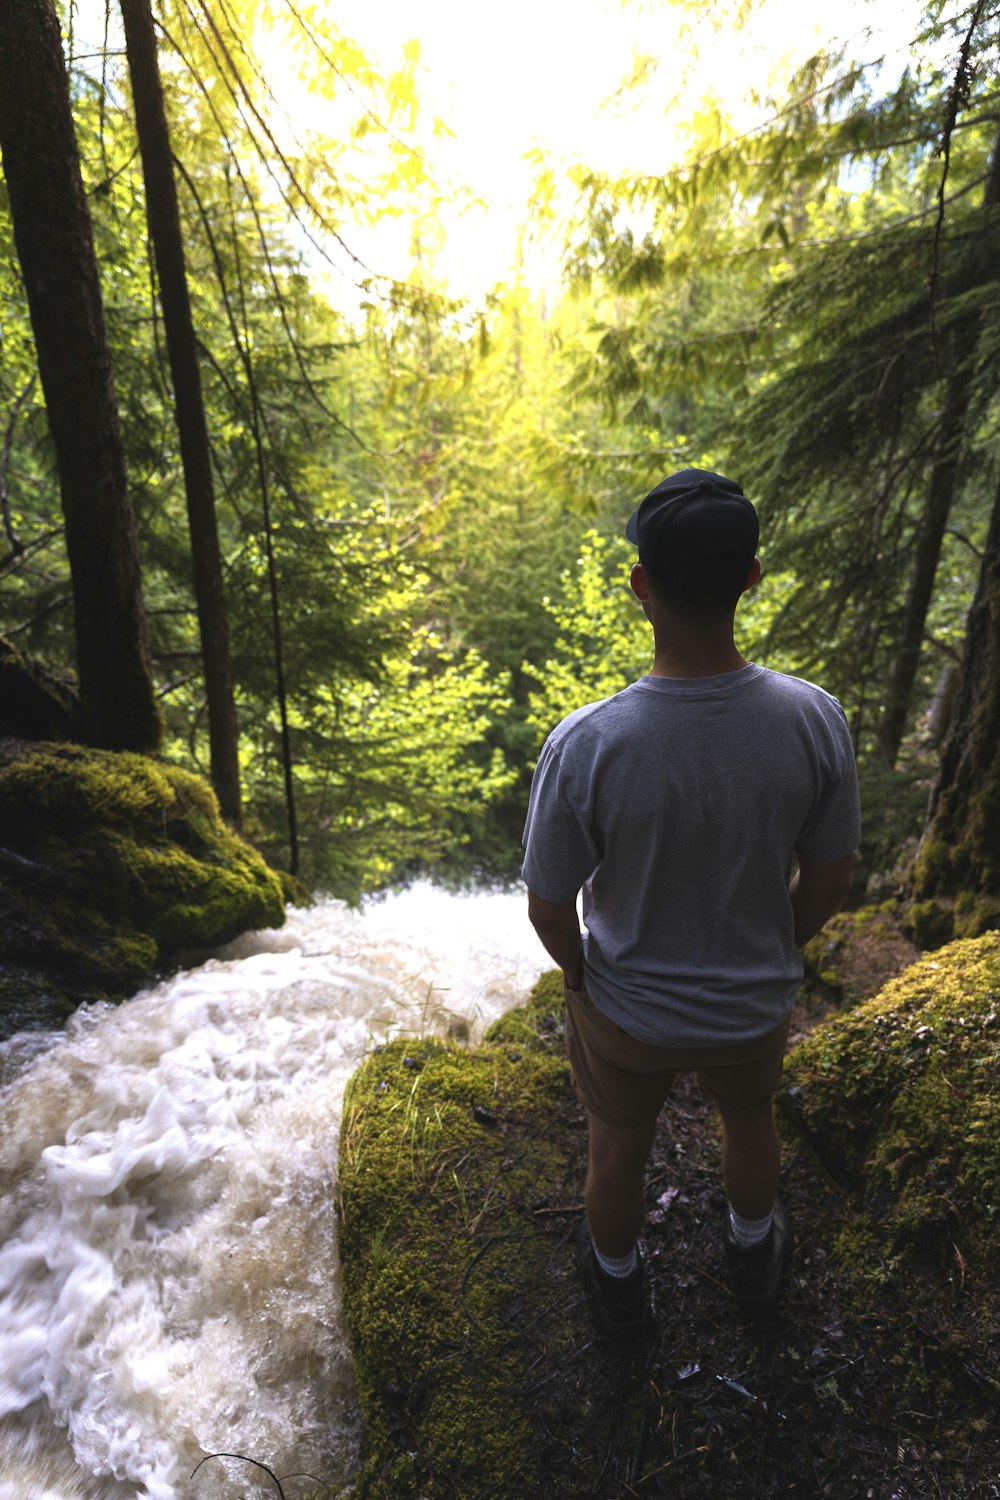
[259,0,927,310]
[73,0,929,311]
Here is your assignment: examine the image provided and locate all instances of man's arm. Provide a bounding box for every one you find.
[789,851,855,947]
[527,890,584,989]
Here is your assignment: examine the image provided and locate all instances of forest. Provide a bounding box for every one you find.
[1,0,999,923]
[2,4,1000,1496]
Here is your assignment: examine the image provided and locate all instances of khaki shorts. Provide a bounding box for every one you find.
[563,982,791,1130]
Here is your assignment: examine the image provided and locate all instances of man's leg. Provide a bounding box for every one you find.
[717,1095,791,1313]
[574,1112,655,1338]
[585,1113,657,1260]
[563,986,671,1335]
[718,1097,780,1222]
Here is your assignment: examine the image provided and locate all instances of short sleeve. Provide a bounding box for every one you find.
[521,735,600,902]
[796,702,862,859]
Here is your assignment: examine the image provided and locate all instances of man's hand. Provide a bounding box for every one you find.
[789,851,855,947]
[527,890,584,989]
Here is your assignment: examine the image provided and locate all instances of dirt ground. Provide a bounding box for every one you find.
[506,1064,999,1500]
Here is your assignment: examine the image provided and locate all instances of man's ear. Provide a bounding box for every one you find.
[743,557,762,592]
[630,561,651,600]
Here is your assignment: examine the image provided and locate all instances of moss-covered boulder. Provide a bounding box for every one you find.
[800,901,920,1011]
[783,933,999,1278]
[336,972,596,1499]
[901,890,1000,949]
[0,738,285,1031]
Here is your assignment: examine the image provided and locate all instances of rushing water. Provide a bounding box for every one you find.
[0,884,548,1500]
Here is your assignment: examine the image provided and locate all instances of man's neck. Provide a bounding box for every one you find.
[648,624,748,680]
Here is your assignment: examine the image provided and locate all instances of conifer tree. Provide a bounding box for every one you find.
[0,0,160,752]
[120,0,241,823]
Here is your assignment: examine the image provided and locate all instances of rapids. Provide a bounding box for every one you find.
[0,884,548,1500]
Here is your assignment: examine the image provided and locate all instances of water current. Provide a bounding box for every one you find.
[0,884,548,1500]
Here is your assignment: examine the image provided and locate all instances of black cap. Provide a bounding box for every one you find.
[626,468,759,604]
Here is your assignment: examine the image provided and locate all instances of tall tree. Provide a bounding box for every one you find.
[914,466,1000,912]
[875,20,1000,765]
[119,0,241,824]
[0,0,159,751]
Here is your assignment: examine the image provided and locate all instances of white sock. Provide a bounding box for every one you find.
[593,1242,638,1279]
[728,1206,773,1249]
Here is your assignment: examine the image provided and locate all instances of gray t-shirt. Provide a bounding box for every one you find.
[522,665,861,1047]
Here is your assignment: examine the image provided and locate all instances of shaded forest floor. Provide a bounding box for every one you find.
[339,912,1000,1500]
[506,1071,998,1499]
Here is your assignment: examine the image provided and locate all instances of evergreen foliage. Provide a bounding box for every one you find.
[2,0,1000,902]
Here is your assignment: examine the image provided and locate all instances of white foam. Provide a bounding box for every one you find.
[0,884,546,1498]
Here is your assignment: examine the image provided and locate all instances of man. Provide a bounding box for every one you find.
[522,469,860,1338]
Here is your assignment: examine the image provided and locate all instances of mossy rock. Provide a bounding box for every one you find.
[0,739,285,1026]
[902,893,1000,950]
[901,897,956,949]
[783,933,1000,1276]
[480,967,564,1049]
[337,980,608,1499]
[799,902,921,1014]
[274,868,313,907]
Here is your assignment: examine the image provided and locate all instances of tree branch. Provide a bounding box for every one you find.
[928,0,990,349]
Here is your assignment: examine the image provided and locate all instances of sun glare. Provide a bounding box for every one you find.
[71,0,929,310]
[257,0,927,309]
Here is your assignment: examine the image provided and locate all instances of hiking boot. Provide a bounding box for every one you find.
[575,1221,646,1341]
[724,1199,792,1316]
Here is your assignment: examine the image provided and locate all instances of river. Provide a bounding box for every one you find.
[0,884,548,1500]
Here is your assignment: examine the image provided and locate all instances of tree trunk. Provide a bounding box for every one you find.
[0,0,160,752]
[915,467,1000,899]
[877,357,977,765]
[877,119,1000,767]
[119,0,242,826]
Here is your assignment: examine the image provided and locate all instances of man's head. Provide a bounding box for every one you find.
[626,468,759,617]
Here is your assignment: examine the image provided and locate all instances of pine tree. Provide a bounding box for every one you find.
[120,0,241,822]
[0,0,160,751]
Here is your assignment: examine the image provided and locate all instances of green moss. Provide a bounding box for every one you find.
[902,898,955,949]
[784,934,1000,1274]
[274,868,313,907]
[910,835,951,897]
[0,740,285,1020]
[337,978,582,1499]
[87,823,283,950]
[952,890,1000,940]
[800,902,912,1008]
[0,742,181,825]
[780,936,1000,1414]
[481,967,564,1049]
[911,783,1000,903]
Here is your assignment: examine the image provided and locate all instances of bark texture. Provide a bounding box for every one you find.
[0,0,160,751]
[916,467,1000,897]
[877,357,978,765]
[120,0,241,825]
